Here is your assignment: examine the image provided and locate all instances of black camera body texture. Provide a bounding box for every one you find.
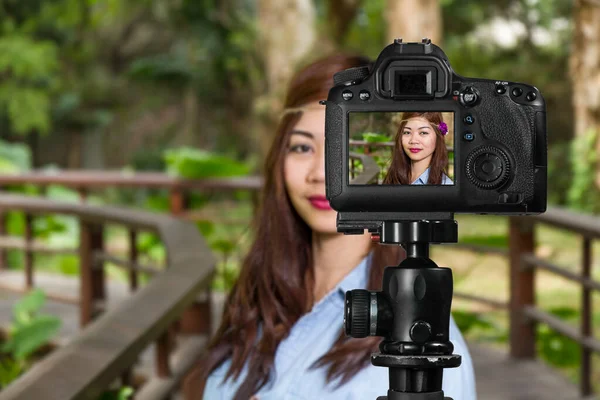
[323,40,547,232]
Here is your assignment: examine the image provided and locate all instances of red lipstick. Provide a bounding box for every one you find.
[409,148,422,153]
[308,195,332,210]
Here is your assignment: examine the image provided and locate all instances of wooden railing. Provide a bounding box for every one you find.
[349,152,379,184]
[348,140,454,183]
[0,193,215,400]
[0,172,598,397]
[509,209,600,397]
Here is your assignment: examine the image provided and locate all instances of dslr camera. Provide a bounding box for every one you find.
[323,39,547,233]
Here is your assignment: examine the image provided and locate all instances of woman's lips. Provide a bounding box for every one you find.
[409,148,422,153]
[308,196,332,210]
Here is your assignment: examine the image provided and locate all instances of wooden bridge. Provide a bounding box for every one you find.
[0,171,597,400]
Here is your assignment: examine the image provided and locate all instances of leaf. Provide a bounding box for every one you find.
[362,132,391,143]
[452,310,495,335]
[196,220,215,237]
[459,234,508,249]
[97,386,134,400]
[0,139,32,172]
[9,315,61,361]
[13,289,46,327]
[210,239,235,255]
[163,148,249,179]
[0,358,23,388]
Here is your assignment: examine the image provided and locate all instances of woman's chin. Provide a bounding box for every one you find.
[306,214,339,235]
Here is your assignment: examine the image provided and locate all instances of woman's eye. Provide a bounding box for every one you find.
[289,144,312,153]
[420,131,429,135]
[403,131,410,135]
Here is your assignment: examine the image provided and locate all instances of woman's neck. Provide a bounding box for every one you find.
[410,157,432,183]
[311,231,371,304]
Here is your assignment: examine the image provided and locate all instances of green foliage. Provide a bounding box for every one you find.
[459,234,508,249]
[362,132,390,143]
[547,143,572,206]
[0,140,32,173]
[452,310,507,342]
[4,316,61,361]
[537,307,580,368]
[0,35,59,135]
[0,289,61,388]
[0,358,23,389]
[164,148,249,179]
[97,386,134,400]
[3,289,61,361]
[567,129,600,214]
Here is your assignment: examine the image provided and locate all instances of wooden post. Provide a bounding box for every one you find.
[128,229,138,292]
[80,221,105,327]
[78,187,88,203]
[169,187,187,216]
[581,236,593,397]
[179,291,212,335]
[509,217,536,359]
[156,330,172,378]
[24,214,34,289]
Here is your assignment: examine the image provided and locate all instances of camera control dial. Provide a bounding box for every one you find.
[466,146,511,189]
[459,86,480,107]
[333,66,370,86]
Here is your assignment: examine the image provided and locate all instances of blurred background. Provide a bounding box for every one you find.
[0,0,595,209]
[0,0,599,398]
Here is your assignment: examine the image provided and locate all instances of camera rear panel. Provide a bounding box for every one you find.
[324,40,547,220]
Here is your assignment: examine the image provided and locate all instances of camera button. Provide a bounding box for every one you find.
[359,90,371,101]
[459,86,479,107]
[526,91,537,101]
[342,90,353,101]
[495,84,507,94]
[464,114,474,125]
[463,132,475,141]
[511,87,523,97]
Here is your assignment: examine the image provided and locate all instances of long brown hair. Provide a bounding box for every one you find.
[383,112,449,185]
[195,54,405,399]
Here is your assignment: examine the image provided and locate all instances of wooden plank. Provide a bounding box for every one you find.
[0,236,77,254]
[0,172,262,191]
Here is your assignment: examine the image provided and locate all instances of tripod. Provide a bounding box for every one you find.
[344,219,461,400]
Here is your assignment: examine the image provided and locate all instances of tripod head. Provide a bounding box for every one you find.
[344,218,461,400]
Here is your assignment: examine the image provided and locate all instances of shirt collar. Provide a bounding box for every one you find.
[336,253,371,296]
[412,167,430,185]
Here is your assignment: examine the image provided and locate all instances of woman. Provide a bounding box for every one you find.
[197,55,475,399]
[383,112,453,185]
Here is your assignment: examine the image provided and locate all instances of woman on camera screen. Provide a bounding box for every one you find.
[195,55,475,400]
[383,112,453,185]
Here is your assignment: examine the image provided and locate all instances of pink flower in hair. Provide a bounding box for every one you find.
[438,122,448,136]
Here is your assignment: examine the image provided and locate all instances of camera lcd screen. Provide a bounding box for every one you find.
[348,111,455,185]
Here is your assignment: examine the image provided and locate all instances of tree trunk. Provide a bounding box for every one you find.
[327,0,362,46]
[67,131,83,169]
[385,0,442,46]
[570,0,600,188]
[256,0,316,158]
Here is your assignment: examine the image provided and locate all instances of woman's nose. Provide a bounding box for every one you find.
[307,149,325,183]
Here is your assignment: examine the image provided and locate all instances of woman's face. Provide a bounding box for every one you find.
[284,104,338,235]
[400,117,438,164]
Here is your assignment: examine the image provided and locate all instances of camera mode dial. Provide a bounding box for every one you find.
[459,86,480,107]
[333,66,370,87]
[466,146,511,189]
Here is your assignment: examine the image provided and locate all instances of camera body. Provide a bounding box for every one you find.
[323,39,547,233]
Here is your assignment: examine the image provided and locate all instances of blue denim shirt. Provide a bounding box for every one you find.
[204,255,476,400]
[412,168,453,185]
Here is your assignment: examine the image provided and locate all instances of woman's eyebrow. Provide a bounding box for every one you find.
[291,130,314,138]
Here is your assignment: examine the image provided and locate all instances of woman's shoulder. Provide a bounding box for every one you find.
[442,173,453,185]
